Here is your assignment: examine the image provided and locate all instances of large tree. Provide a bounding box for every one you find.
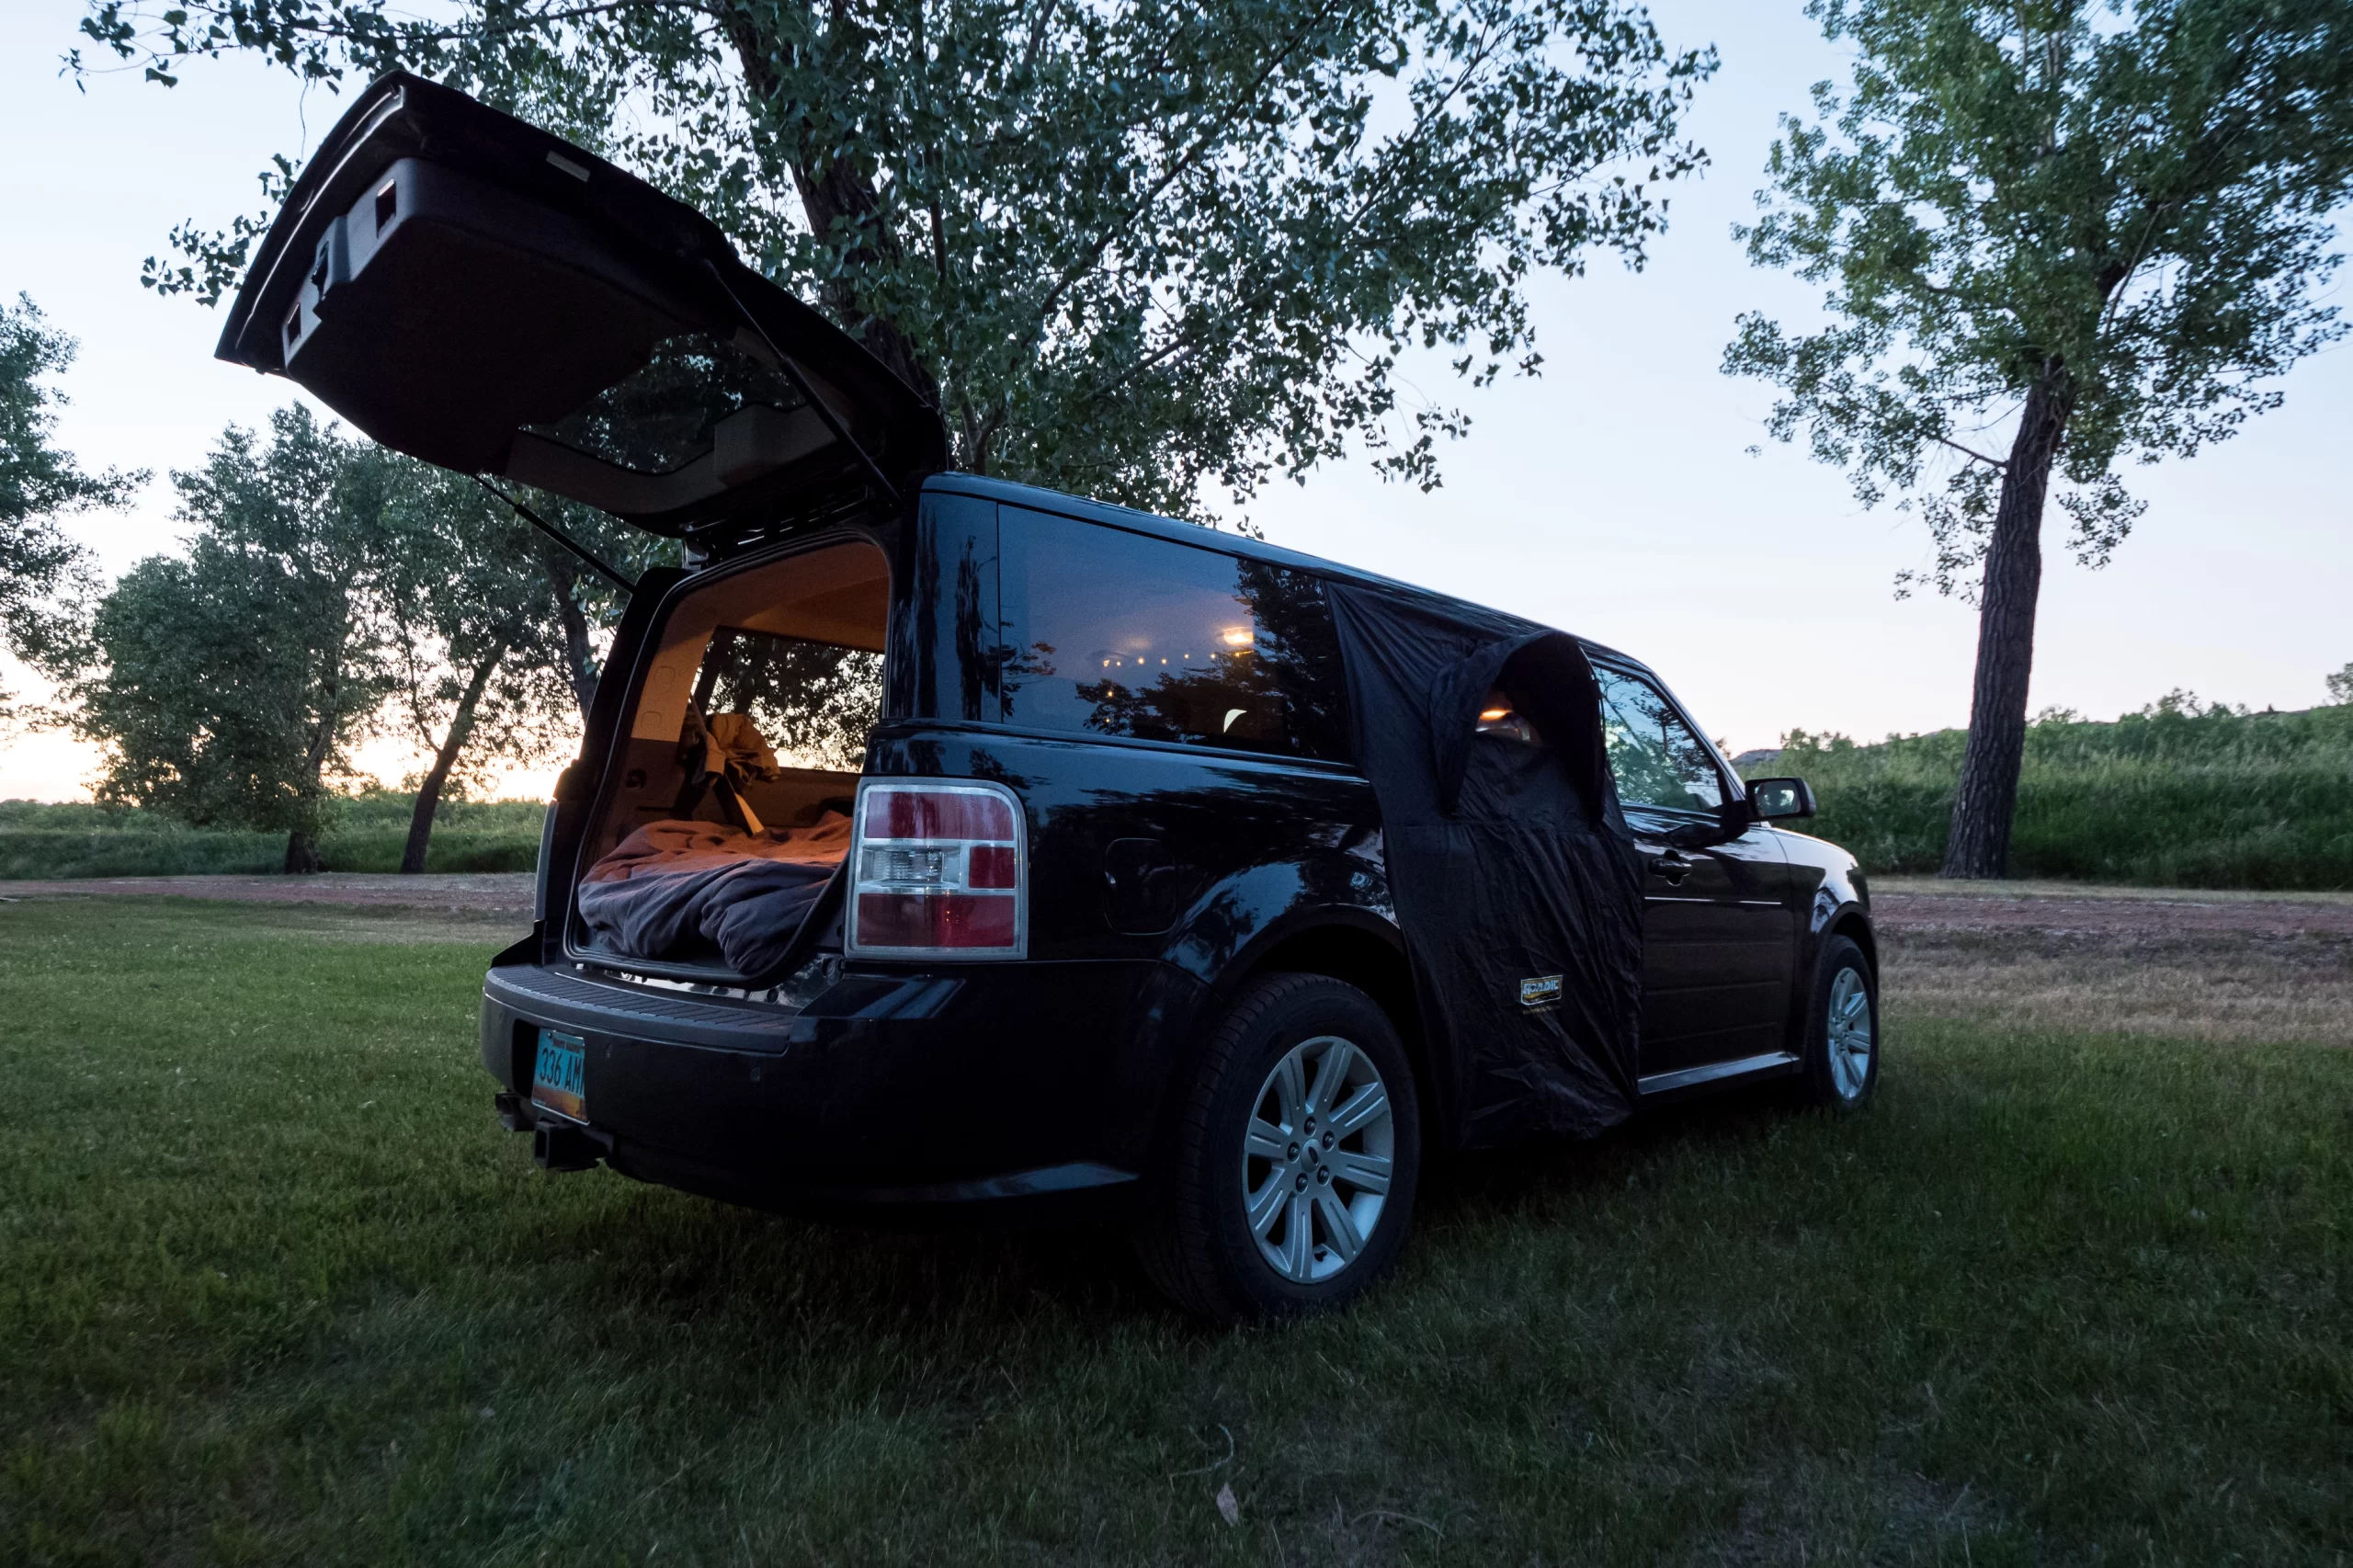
[72,406,391,871]
[0,294,141,718]
[1725,0,2353,878]
[367,460,583,871]
[80,0,1714,519]
[71,414,627,871]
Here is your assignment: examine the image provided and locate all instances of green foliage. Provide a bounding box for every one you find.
[1725,0,2353,593]
[4,898,2349,1561]
[77,0,1714,518]
[1756,698,2353,888]
[369,459,585,867]
[377,464,565,780]
[506,489,672,716]
[0,793,546,878]
[0,294,142,709]
[66,407,391,857]
[61,407,631,869]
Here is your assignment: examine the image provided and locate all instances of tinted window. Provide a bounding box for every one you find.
[1594,667,1723,813]
[998,507,1347,760]
[900,492,999,724]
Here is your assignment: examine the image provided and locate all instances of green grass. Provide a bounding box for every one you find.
[1755,699,2353,890]
[3,898,2348,1565]
[0,794,546,879]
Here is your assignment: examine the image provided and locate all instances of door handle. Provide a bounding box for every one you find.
[1650,851,1693,885]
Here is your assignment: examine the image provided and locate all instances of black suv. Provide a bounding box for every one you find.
[221,75,1878,1323]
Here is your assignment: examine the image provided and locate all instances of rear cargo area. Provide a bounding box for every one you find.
[573,539,886,974]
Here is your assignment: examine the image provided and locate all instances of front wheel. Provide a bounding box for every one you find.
[1132,972,1422,1324]
[1798,934,1879,1109]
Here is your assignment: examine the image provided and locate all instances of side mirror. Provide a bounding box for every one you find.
[1746,777,1816,821]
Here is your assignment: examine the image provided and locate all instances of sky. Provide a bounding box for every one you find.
[2,0,2348,801]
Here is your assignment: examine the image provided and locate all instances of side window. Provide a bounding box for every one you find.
[1593,667,1724,814]
[997,507,1349,760]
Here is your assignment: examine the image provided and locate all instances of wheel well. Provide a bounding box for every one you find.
[1831,911,1878,979]
[1243,926,1429,1103]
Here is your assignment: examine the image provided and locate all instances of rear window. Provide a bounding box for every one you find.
[525,332,808,477]
[997,507,1348,761]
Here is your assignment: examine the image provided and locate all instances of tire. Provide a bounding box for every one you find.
[1797,935,1879,1109]
[1132,972,1422,1324]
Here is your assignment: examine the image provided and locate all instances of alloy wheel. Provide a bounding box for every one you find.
[1241,1034,1395,1283]
[1825,965,1874,1100]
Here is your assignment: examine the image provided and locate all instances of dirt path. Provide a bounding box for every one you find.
[1869,879,2352,1045]
[6,869,2345,1040]
[1870,878,2353,940]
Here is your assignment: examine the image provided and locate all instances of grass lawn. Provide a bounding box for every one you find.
[2,898,2347,1565]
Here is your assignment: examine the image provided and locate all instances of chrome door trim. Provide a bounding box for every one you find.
[1637,1050,1800,1096]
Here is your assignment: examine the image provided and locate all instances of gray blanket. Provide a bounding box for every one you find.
[576,816,850,974]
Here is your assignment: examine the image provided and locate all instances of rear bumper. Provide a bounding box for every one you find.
[480,955,1211,1213]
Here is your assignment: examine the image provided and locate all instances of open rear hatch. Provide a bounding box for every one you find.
[216,72,946,542]
[213,74,949,980]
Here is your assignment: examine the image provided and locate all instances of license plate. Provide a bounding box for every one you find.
[530,1028,587,1123]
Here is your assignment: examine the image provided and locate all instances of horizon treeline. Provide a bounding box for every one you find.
[1749,694,2353,891]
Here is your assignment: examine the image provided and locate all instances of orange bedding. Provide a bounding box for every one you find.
[582,813,853,883]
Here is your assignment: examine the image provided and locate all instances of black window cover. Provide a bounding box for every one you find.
[1326,584,1645,1150]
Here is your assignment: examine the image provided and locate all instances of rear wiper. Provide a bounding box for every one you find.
[472,477,638,594]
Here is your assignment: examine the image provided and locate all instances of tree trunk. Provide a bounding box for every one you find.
[1941,379,2072,879]
[286,632,347,876]
[532,540,601,721]
[400,645,507,874]
[723,17,942,410]
[555,580,597,720]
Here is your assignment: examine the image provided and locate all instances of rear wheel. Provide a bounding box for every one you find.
[1797,935,1878,1109]
[1133,972,1421,1324]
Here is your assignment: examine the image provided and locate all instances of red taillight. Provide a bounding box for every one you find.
[854,892,1018,949]
[967,844,1019,889]
[847,781,1025,959]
